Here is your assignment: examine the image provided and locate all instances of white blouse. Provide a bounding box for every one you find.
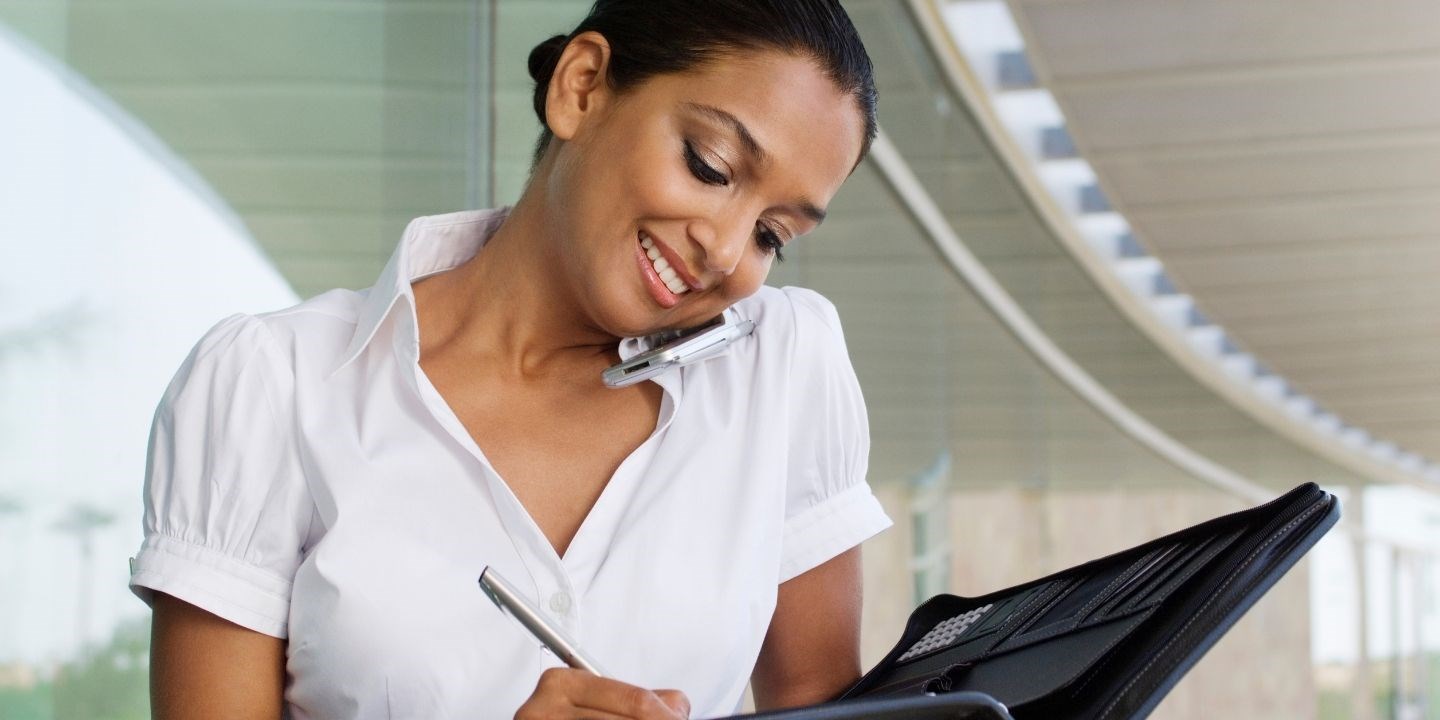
[129,208,893,719]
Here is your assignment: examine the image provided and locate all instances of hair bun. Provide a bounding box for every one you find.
[527,35,569,83]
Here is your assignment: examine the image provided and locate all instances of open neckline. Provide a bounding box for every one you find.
[408,353,682,569]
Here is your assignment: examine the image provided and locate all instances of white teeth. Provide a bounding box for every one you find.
[640,232,689,295]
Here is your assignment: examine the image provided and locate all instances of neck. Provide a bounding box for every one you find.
[415,192,619,380]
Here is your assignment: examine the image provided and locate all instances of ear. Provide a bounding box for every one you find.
[544,31,612,143]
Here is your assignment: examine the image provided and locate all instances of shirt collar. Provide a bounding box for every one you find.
[333,208,512,375]
[330,208,700,395]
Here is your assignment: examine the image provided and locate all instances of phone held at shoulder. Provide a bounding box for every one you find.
[603,310,756,388]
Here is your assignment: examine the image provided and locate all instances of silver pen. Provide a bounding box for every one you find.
[478,566,609,676]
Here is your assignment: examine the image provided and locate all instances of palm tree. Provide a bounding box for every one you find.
[52,503,115,659]
[0,495,22,661]
[0,301,92,364]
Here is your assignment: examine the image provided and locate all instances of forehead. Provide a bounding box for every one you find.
[641,50,867,203]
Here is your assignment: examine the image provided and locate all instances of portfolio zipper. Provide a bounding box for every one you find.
[1096,488,1330,718]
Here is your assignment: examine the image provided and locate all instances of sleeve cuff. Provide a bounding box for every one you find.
[129,534,293,639]
[779,483,893,583]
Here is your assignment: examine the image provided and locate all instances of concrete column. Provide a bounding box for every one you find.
[1352,487,1377,720]
[1390,545,1403,719]
[1410,555,1428,720]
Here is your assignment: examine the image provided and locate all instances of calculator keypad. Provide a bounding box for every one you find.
[897,604,994,662]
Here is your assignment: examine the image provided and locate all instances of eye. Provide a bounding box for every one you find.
[683,140,729,186]
[756,223,786,263]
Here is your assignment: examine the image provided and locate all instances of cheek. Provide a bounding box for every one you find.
[562,128,679,227]
[719,256,773,302]
[616,154,698,217]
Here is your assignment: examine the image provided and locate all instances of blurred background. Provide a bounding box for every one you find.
[0,1,1436,718]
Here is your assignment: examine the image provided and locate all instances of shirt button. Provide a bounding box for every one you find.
[549,591,572,615]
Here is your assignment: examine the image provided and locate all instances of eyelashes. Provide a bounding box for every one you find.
[684,139,729,186]
[754,225,785,262]
[682,140,787,262]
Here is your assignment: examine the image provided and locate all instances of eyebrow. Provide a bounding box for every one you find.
[682,102,828,225]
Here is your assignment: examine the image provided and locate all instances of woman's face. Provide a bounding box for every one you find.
[541,39,867,338]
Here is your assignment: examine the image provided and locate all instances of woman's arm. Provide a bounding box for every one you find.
[750,547,865,711]
[150,592,287,720]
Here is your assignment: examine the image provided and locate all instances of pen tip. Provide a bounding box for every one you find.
[478,568,504,610]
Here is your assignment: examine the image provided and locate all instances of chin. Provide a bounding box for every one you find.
[596,301,709,340]
[588,299,667,340]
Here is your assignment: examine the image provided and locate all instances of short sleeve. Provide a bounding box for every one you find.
[777,288,893,583]
[129,314,313,638]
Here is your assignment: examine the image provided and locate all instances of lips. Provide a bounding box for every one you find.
[636,233,681,308]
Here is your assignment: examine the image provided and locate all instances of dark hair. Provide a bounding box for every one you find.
[526,0,878,167]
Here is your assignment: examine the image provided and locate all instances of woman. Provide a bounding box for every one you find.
[131,1,890,717]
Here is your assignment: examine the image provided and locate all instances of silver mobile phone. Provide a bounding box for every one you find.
[602,312,756,388]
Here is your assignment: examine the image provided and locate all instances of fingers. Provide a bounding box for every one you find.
[654,689,691,718]
[514,668,691,720]
[566,675,688,720]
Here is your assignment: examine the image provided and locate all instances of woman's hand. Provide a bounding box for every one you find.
[515,667,690,720]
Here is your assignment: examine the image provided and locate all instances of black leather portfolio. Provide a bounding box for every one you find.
[726,482,1339,720]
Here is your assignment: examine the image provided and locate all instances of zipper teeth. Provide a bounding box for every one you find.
[1097,491,1328,718]
[1195,490,1317,590]
[853,488,1327,707]
[1064,490,1320,712]
[1097,492,1312,634]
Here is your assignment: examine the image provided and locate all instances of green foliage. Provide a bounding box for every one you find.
[1431,652,1440,720]
[0,616,152,720]
[0,682,53,720]
[1315,687,1347,720]
[50,617,150,720]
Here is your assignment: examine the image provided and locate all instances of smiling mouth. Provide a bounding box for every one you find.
[640,232,691,296]
[635,233,681,309]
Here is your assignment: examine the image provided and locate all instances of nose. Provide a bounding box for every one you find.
[688,215,752,277]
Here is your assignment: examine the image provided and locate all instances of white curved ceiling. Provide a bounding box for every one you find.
[1002,0,1440,466]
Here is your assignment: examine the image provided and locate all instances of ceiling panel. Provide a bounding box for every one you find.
[1009,0,1440,463]
[1092,141,1440,210]
[1055,61,1440,152]
[1012,0,1440,80]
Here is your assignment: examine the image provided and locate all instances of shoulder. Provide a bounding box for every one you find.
[729,284,839,323]
[728,285,853,364]
[692,285,860,410]
[177,289,366,385]
[252,288,367,364]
